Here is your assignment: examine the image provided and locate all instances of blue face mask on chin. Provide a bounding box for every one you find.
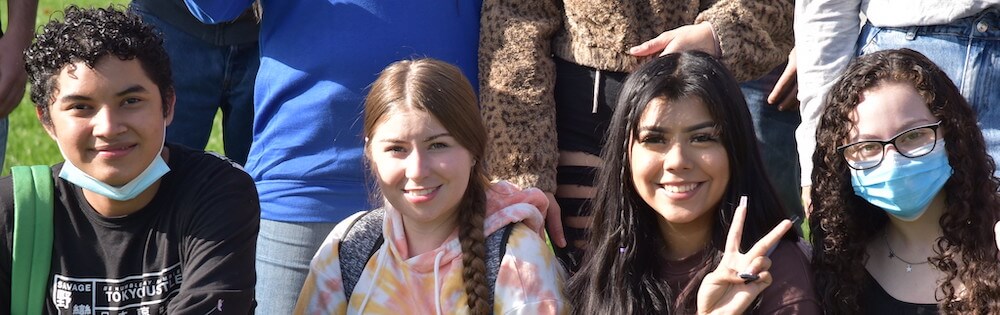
[58,131,171,201]
[60,152,170,201]
[850,141,952,221]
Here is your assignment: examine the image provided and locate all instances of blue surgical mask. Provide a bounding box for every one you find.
[57,130,171,201]
[850,141,952,221]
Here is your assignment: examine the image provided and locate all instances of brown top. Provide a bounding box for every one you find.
[663,240,822,314]
[479,0,795,192]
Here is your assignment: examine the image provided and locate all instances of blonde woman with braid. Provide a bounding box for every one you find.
[294,58,568,314]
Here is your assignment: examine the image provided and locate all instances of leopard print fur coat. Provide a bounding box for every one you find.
[479,0,794,193]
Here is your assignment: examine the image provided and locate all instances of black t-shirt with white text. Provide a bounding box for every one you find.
[0,144,259,314]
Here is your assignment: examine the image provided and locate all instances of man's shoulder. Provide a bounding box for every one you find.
[161,145,259,217]
[167,144,252,184]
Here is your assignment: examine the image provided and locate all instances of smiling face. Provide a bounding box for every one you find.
[630,97,730,228]
[40,55,172,186]
[368,109,474,228]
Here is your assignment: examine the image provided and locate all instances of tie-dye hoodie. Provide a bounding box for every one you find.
[294,181,569,314]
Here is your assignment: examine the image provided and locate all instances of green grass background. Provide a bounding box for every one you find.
[0,0,226,176]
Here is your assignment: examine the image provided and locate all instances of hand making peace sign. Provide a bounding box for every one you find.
[697,196,793,315]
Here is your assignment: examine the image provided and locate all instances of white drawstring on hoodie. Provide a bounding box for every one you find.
[433,251,446,315]
[355,246,446,315]
[357,246,388,313]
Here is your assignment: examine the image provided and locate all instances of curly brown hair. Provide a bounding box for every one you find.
[25,5,173,125]
[810,48,1000,314]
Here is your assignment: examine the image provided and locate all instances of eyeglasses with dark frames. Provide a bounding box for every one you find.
[837,121,942,170]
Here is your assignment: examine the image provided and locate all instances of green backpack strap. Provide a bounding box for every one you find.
[11,165,54,315]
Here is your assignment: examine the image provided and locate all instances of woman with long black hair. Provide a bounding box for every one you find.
[568,52,819,314]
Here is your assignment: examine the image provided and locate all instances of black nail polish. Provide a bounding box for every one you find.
[739,273,759,284]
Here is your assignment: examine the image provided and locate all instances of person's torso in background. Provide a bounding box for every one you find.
[249,0,482,223]
[861,0,998,27]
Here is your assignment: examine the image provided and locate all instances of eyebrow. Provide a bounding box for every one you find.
[116,85,149,97]
[855,119,936,140]
[638,121,717,133]
[378,132,452,143]
[58,85,150,102]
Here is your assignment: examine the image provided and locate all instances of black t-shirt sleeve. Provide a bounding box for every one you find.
[166,161,260,314]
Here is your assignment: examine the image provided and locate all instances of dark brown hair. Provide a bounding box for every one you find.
[810,48,1000,314]
[363,58,491,314]
[568,51,794,314]
[25,5,173,125]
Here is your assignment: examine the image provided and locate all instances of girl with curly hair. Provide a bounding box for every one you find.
[568,51,820,314]
[809,48,1000,314]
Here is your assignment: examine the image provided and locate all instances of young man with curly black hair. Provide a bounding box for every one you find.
[0,6,258,314]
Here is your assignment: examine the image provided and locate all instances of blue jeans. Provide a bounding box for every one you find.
[741,67,804,219]
[859,8,1000,176]
[0,118,7,171]
[256,219,338,314]
[134,9,257,165]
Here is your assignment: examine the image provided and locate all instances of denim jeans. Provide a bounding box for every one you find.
[256,219,338,314]
[134,9,257,165]
[0,118,7,171]
[859,8,1000,176]
[741,67,804,219]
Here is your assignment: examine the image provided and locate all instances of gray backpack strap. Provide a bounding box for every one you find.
[484,223,516,307]
[339,208,386,301]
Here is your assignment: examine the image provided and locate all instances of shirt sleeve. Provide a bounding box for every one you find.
[165,166,260,314]
[793,0,863,187]
[182,0,256,24]
[293,230,348,315]
[695,0,795,82]
[753,240,822,314]
[494,224,569,315]
[479,0,563,193]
